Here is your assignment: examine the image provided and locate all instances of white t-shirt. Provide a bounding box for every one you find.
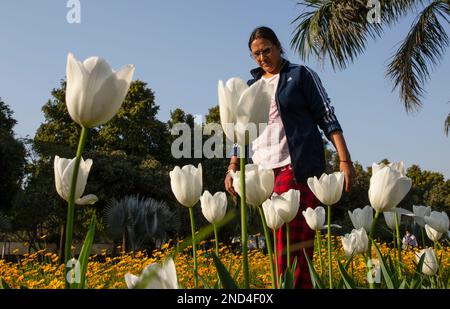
[251,74,291,169]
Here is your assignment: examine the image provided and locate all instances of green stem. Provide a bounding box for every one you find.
[394,210,402,276]
[392,229,397,260]
[189,207,198,288]
[64,127,88,289]
[213,224,219,257]
[421,227,426,248]
[239,147,249,289]
[368,211,380,260]
[317,230,324,276]
[327,205,332,289]
[286,222,291,269]
[368,211,380,289]
[273,229,279,288]
[213,223,220,287]
[258,207,276,289]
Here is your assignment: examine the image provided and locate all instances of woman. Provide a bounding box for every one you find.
[224,26,356,288]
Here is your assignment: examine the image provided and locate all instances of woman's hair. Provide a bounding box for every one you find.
[248,26,285,55]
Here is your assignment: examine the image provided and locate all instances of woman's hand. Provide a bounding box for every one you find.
[340,161,356,192]
[224,172,237,196]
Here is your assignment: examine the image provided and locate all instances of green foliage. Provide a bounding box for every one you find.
[0,99,26,212]
[205,105,220,124]
[96,80,170,162]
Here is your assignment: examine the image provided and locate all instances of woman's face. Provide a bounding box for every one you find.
[250,38,282,74]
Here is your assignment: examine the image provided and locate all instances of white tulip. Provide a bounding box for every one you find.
[352,228,369,254]
[341,228,368,257]
[303,206,326,230]
[54,155,98,205]
[415,248,439,276]
[200,191,227,224]
[218,78,273,145]
[125,258,178,289]
[368,166,412,213]
[230,164,274,207]
[66,53,135,128]
[412,205,432,228]
[271,189,300,223]
[307,172,344,206]
[262,199,284,231]
[169,164,202,208]
[425,224,443,242]
[383,207,414,230]
[424,211,449,234]
[348,205,373,232]
[372,161,406,176]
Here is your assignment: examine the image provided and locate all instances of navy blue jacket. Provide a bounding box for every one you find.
[235,59,342,182]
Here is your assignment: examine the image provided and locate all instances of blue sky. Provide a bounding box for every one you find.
[0,0,449,179]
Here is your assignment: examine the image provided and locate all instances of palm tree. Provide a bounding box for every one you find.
[104,195,179,252]
[291,0,450,135]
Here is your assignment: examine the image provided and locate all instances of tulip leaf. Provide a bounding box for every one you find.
[399,279,407,289]
[337,259,356,289]
[412,252,426,287]
[373,241,394,289]
[197,274,211,289]
[0,278,10,289]
[232,260,243,283]
[386,253,400,287]
[281,257,298,289]
[73,214,96,289]
[336,253,355,289]
[303,248,324,289]
[211,252,239,289]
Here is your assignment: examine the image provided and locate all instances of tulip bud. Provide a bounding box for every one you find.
[54,155,98,205]
[66,53,135,128]
[169,164,202,208]
[307,172,344,206]
[303,206,326,231]
[125,258,178,289]
[200,191,227,224]
[415,248,439,276]
[368,166,412,213]
[230,164,274,207]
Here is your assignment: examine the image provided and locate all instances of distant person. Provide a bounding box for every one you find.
[402,228,418,249]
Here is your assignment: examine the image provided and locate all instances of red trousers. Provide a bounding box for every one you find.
[273,164,320,289]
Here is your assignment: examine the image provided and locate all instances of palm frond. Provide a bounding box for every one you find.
[386,1,450,112]
[291,0,422,69]
[445,112,450,136]
[104,195,179,251]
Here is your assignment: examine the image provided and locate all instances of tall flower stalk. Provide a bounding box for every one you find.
[60,52,134,288]
[218,76,273,288]
[188,207,198,288]
[239,148,249,288]
[170,164,202,289]
[262,197,283,288]
[394,210,402,274]
[258,207,276,288]
[307,172,344,289]
[64,127,87,287]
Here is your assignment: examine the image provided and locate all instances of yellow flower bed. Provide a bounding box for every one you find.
[0,237,448,289]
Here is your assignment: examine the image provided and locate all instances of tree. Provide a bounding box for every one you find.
[96,80,170,162]
[15,79,175,247]
[291,0,450,133]
[0,99,26,212]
